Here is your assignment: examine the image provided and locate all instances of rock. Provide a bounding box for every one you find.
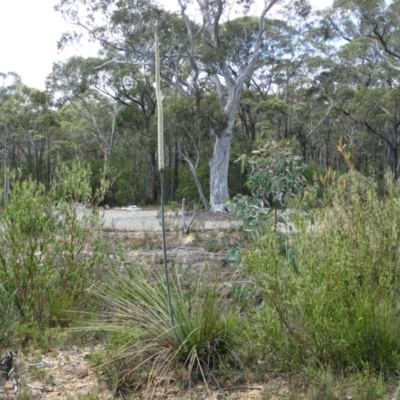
[74,382,88,389]
[30,389,42,398]
[75,367,89,379]
[3,382,14,391]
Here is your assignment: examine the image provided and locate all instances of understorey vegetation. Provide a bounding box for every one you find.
[0,161,114,343]
[3,0,400,396]
[1,142,400,399]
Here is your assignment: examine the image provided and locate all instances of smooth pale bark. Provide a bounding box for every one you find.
[208,79,243,212]
[209,132,231,212]
[175,0,281,212]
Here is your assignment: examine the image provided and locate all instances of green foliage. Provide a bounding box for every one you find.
[165,94,224,206]
[306,369,386,400]
[228,141,309,235]
[244,171,400,381]
[165,94,227,140]
[91,265,242,394]
[0,162,110,332]
[335,170,376,205]
[303,161,324,185]
[241,141,307,207]
[0,285,18,347]
[258,95,289,117]
[110,180,135,206]
[175,163,210,207]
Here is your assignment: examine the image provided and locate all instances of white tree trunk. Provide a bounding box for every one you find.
[209,131,232,212]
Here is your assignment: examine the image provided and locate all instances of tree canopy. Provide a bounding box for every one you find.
[1,0,400,207]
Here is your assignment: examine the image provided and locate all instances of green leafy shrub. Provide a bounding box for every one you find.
[244,171,400,379]
[91,265,243,395]
[226,141,312,275]
[0,161,110,331]
[303,162,324,185]
[335,170,376,205]
[228,141,309,235]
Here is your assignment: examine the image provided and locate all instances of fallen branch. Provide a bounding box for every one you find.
[27,383,54,392]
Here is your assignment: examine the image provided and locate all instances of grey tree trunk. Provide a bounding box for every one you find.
[208,79,242,212]
[209,132,231,212]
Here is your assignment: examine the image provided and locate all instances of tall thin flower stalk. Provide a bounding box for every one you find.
[155,22,175,329]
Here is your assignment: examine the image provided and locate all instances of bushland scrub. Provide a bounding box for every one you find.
[221,142,400,398]
[5,145,400,399]
[0,161,115,343]
[239,170,400,399]
[92,142,400,398]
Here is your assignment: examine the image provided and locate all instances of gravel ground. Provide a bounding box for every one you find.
[101,209,161,231]
[79,208,240,232]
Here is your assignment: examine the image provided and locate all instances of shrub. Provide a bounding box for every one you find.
[226,141,313,273]
[0,161,110,331]
[228,141,310,236]
[335,170,376,205]
[244,171,400,378]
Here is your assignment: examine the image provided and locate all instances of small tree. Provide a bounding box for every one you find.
[229,141,308,234]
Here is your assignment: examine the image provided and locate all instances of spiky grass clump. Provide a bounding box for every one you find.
[92,265,242,395]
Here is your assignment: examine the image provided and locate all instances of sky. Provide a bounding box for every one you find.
[0,0,333,91]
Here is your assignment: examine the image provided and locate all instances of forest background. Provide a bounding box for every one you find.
[1,0,398,210]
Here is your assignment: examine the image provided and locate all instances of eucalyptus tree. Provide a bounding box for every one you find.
[23,89,60,188]
[165,93,228,209]
[0,76,59,190]
[327,0,400,66]
[324,0,400,176]
[47,57,123,159]
[235,48,336,169]
[56,0,311,212]
[0,73,20,198]
[235,17,304,142]
[86,59,160,203]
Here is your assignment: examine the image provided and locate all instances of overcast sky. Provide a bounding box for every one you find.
[0,0,333,90]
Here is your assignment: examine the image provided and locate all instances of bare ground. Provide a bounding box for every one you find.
[98,208,241,232]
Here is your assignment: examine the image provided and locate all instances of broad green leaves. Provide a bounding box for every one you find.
[228,141,308,235]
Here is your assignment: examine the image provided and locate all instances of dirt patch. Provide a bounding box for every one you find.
[0,347,113,399]
[3,348,291,399]
[81,208,241,232]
